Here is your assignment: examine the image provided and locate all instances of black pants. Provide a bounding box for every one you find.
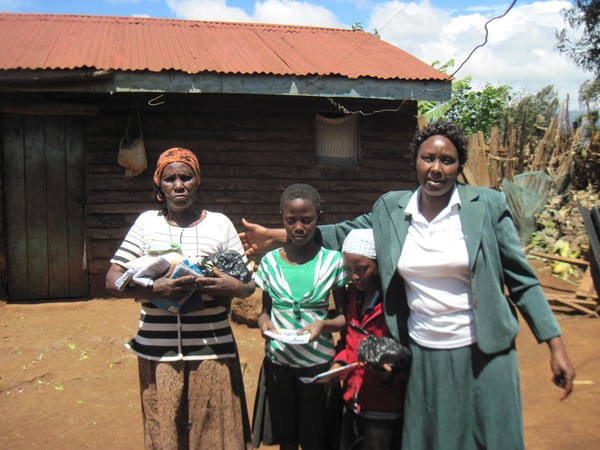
[339,404,402,450]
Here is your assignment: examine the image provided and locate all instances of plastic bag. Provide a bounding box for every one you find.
[358,335,411,372]
[117,103,147,178]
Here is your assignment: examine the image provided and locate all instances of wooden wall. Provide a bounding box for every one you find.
[2,92,419,298]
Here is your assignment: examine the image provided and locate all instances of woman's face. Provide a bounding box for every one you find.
[343,253,378,291]
[281,198,320,247]
[160,162,199,213]
[415,135,460,200]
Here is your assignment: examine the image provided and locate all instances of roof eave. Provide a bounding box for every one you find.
[0,70,451,102]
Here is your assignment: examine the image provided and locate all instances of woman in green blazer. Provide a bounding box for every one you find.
[241,122,575,450]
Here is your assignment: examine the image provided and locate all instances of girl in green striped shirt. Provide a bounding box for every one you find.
[251,184,348,450]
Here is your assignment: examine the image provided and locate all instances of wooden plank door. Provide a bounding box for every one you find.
[3,114,88,300]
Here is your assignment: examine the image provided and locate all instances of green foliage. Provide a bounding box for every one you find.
[505,85,560,140]
[351,22,380,37]
[418,59,511,137]
[555,0,600,75]
[579,77,600,104]
[556,1,600,106]
[445,83,512,137]
[417,60,470,125]
[418,62,561,140]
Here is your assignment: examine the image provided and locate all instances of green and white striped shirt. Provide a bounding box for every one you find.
[256,247,348,368]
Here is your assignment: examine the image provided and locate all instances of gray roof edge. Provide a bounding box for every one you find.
[0,70,451,101]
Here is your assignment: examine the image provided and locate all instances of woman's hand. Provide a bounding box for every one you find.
[299,320,325,342]
[152,274,196,300]
[257,313,275,338]
[239,218,287,256]
[363,362,393,382]
[547,336,575,400]
[330,361,352,381]
[194,268,254,298]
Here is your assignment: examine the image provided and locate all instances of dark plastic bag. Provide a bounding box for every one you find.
[202,250,253,283]
[358,335,411,372]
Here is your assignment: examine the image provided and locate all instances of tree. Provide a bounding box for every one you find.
[578,78,600,136]
[417,60,512,137]
[556,0,600,106]
[556,0,600,75]
[418,60,476,126]
[506,85,560,140]
[445,82,512,137]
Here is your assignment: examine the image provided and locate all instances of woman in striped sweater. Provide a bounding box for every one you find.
[105,148,254,450]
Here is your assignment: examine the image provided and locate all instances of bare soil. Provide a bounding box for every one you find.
[0,276,598,449]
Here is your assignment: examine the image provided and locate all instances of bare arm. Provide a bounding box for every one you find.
[239,218,287,256]
[257,290,275,337]
[300,286,347,342]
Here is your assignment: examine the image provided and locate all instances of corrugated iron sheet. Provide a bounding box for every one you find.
[0,13,447,81]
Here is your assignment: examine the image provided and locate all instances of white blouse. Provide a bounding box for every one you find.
[397,186,476,349]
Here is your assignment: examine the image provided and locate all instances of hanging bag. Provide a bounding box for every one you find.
[117,102,147,179]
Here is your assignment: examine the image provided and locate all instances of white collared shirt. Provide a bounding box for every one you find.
[397,186,476,349]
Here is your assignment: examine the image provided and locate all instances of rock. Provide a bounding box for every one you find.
[230,290,262,327]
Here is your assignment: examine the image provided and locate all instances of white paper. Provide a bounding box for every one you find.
[264,328,311,345]
[299,362,359,384]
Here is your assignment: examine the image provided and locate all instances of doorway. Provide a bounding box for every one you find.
[3,114,88,299]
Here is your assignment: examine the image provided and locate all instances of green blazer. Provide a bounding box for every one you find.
[319,183,561,355]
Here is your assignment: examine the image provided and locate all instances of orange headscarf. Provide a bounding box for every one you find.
[153,148,201,186]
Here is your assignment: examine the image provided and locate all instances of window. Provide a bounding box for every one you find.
[315,113,359,166]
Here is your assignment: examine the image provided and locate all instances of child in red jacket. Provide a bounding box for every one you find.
[333,229,407,450]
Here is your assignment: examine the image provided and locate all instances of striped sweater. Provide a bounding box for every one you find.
[111,209,248,361]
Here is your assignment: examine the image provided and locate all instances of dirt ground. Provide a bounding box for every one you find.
[1,278,598,449]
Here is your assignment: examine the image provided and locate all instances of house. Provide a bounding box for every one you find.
[0,13,450,300]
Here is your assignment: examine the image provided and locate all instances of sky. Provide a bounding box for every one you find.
[0,0,592,107]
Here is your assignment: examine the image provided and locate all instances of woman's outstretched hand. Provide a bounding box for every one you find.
[239,218,286,256]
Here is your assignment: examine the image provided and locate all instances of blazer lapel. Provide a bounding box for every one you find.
[375,191,412,287]
[458,184,485,270]
[389,194,411,267]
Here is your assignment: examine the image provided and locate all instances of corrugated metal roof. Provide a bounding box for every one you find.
[0,13,447,81]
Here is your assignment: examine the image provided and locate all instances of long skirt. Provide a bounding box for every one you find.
[402,342,523,450]
[251,357,342,450]
[138,356,252,450]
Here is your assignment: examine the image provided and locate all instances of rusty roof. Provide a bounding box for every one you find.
[0,13,447,81]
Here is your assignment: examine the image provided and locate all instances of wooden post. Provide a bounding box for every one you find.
[531,115,557,172]
[517,117,526,173]
[463,133,490,186]
[488,127,499,187]
[505,125,516,181]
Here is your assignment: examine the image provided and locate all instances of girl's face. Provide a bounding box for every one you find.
[343,253,378,291]
[415,135,460,201]
[160,162,199,213]
[281,198,321,247]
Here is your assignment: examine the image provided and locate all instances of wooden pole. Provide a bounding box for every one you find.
[488,127,499,187]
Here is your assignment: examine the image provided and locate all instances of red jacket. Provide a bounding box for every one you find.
[334,285,406,414]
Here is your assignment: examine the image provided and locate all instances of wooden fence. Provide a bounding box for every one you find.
[458,114,591,188]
